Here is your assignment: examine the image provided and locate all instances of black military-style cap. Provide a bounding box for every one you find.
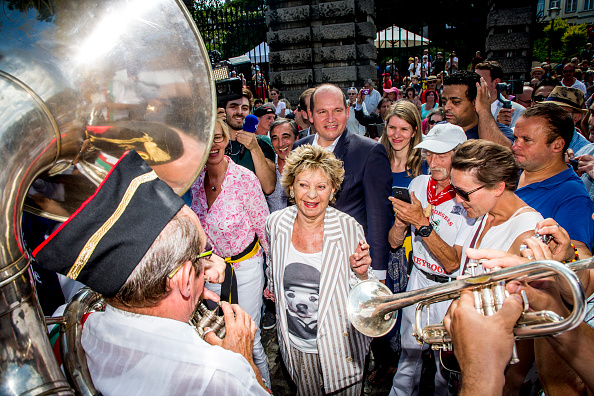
[32,150,185,297]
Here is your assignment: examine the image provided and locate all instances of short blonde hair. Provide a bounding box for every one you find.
[215,118,230,142]
[281,144,344,204]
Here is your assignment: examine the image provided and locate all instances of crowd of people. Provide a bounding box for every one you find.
[26,44,594,396]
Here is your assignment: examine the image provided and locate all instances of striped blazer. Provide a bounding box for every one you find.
[265,205,376,393]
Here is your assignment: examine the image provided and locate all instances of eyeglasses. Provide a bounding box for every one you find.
[533,95,547,103]
[449,183,486,202]
[213,135,225,143]
[168,243,214,278]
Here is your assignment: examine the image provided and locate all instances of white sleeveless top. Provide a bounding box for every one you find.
[459,207,544,273]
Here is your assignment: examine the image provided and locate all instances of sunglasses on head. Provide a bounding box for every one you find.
[449,183,485,202]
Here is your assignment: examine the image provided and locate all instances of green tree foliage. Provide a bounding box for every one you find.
[563,24,588,59]
[534,19,589,63]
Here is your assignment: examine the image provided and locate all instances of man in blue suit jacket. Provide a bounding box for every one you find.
[294,84,393,280]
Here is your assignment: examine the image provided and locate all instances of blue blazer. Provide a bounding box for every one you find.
[294,129,393,273]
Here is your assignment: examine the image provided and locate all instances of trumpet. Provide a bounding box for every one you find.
[189,301,226,340]
[347,258,593,347]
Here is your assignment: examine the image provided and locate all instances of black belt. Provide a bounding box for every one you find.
[219,235,259,306]
[419,268,451,283]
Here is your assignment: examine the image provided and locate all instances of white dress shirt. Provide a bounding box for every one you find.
[81,305,268,396]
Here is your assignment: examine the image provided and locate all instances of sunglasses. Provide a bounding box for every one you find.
[428,119,439,125]
[168,243,214,278]
[449,183,485,202]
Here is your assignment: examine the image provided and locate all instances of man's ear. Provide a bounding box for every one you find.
[551,137,565,154]
[170,260,194,299]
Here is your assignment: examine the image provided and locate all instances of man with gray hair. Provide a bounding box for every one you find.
[363,79,381,114]
[388,123,475,396]
[346,86,367,135]
[33,151,269,396]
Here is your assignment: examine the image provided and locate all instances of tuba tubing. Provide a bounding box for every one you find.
[348,258,592,339]
[0,0,215,394]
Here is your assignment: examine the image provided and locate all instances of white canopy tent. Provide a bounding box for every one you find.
[242,41,269,64]
[375,26,430,49]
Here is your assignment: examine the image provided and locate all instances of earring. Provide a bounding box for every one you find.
[330,192,334,201]
[290,190,294,199]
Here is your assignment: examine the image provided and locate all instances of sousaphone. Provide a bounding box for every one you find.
[0,0,216,394]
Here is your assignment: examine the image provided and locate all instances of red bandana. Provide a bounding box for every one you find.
[426,177,456,207]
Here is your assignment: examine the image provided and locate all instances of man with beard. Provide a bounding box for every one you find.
[388,123,475,396]
[222,88,276,194]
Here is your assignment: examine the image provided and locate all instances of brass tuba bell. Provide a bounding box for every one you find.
[0,0,216,394]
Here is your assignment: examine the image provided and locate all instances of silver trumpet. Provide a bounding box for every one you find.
[347,258,593,348]
[189,302,226,340]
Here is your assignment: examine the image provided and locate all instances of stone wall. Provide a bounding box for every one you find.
[485,1,535,81]
[266,0,377,105]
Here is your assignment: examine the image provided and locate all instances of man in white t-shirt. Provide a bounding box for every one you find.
[561,63,587,94]
[387,123,475,396]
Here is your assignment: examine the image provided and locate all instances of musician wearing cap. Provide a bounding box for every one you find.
[32,151,269,396]
[388,123,475,396]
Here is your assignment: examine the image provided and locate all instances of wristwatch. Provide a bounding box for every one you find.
[415,223,433,237]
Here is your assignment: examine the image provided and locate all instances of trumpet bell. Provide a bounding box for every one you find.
[347,280,397,337]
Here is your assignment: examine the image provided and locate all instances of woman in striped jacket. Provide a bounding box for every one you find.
[264,144,377,395]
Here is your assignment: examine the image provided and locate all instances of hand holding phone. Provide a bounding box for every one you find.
[392,186,411,204]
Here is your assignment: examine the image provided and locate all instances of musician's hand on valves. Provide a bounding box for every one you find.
[350,239,371,280]
[443,289,523,396]
[388,192,426,229]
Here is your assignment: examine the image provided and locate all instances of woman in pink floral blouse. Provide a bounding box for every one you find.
[190,118,271,386]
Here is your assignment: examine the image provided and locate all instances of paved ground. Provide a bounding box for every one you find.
[262,325,393,396]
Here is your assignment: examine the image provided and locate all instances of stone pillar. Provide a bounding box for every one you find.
[266,0,377,105]
[485,1,535,81]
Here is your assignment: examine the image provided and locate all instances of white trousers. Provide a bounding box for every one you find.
[206,253,270,386]
[390,267,451,396]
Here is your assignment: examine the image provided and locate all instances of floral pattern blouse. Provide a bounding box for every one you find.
[191,157,270,260]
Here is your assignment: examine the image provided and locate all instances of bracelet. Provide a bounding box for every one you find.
[562,244,579,263]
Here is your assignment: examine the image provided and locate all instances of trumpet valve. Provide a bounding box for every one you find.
[421,323,451,346]
[480,287,496,316]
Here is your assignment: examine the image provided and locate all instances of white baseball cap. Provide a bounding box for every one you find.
[414,123,467,153]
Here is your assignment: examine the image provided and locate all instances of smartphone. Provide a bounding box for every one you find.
[570,158,579,172]
[392,186,411,203]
